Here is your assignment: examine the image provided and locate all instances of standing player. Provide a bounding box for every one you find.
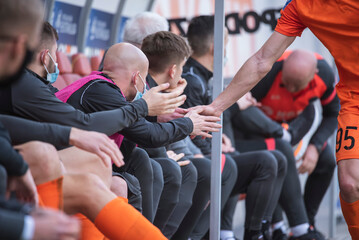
[199,1,359,238]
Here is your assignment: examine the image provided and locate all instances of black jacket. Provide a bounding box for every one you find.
[65,73,193,148]
[0,69,149,138]
[0,122,28,176]
[181,57,214,155]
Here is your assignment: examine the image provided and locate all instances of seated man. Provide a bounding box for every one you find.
[56,41,221,232]
[141,30,212,238]
[230,50,338,240]
[182,15,287,240]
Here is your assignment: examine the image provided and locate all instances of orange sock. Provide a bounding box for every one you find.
[36,177,63,210]
[94,197,166,240]
[76,213,104,240]
[340,194,359,239]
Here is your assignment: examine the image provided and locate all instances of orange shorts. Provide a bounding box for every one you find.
[336,112,359,162]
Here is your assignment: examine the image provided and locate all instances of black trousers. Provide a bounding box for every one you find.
[236,138,335,227]
[272,143,336,226]
[221,150,287,232]
[162,160,198,238]
[125,147,163,222]
[188,154,238,240]
[171,157,211,240]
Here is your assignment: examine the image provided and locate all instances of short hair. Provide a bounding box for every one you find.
[39,22,59,49]
[187,15,214,57]
[0,0,43,37]
[142,31,191,73]
[123,12,169,46]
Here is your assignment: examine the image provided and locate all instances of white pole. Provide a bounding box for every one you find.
[210,0,225,239]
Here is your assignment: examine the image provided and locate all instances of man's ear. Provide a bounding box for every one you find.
[168,64,176,79]
[40,49,49,65]
[132,71,140,85]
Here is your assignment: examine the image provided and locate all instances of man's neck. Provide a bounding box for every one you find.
[27,63,44,78]
[148,70,167,86]
[192,54,213,72]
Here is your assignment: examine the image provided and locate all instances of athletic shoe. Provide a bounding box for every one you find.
[288,227,325,240]
[272,229,288,240]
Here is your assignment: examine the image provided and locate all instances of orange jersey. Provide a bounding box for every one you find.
[275,0,359,114]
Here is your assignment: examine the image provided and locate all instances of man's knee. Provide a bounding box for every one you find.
[110,176,128,198]
[338,159,359,201]
[271,150,288,177]
[65,173,109,214]
[257,151,278,178]
[16,141,62,183]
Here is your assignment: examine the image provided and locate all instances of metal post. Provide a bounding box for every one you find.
[146,0,155,11]
[77,0,93,53]
[210,1,225,239]
[43,0,55,22]
[109,0,127,45]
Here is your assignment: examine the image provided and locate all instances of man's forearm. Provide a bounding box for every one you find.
[0,114,71,148]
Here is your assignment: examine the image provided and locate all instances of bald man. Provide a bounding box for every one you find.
[59,42,221,230]
[242,50,339,238]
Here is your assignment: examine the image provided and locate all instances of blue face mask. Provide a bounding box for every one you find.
[133,73,147,101]
[43,52,59,84]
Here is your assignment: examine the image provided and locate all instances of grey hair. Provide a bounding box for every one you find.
[123,12,169,46]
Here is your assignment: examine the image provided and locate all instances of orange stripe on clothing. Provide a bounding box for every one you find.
[36,177,63,210]
[321,89,337,106]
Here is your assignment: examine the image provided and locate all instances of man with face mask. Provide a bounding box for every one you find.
[57,42,222,233]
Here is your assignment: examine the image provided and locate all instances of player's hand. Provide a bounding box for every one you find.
[222,134,235,153]
[297,144,319,174]
[7,169,38,204]
[185,108,221,138]
[69,128,124,168]
[31,207,80,240]
[236,92,261,110]
[143,83,187,116]
[167,150,190,166]
[157,108,189,122]
[189,104,222,117]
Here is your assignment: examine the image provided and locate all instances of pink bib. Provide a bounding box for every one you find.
[55,71,124,148]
